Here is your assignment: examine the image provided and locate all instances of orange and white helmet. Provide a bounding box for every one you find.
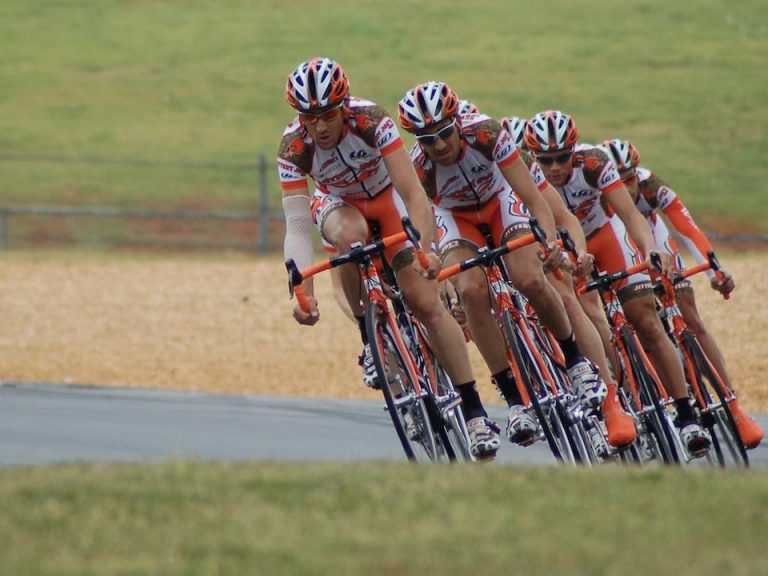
[398,81,460,132]
[284,57,349,112]
[501,116,528,148]
[524,110,580,151]
[600,139,641,171]
[457,99,479,115]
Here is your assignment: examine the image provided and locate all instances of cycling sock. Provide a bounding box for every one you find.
[355,315,368,345]
[492,368,522,407]
[675,398,696,426]
[456,381,487,420]
[557,332,582,367]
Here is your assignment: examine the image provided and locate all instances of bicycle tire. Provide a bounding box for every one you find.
[365,303,443,462]
[501,311,579,464]
[412,321,472,462]
[621,326,681,464]
[682,332,749,467]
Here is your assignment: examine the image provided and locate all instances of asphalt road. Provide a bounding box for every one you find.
[1,382,765,468]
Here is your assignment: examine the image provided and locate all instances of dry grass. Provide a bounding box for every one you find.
[0,252,765,411]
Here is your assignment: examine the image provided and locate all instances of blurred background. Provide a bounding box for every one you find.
[1,0,766,254]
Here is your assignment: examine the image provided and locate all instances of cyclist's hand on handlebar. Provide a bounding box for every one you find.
[648,251,674,279]
[293,297,320,326]
[710,270,735,296]
[539,242,567,274]
[414,250,442,279]
[573,250,595,277]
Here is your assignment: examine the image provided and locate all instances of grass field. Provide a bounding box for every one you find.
[1,0,767,233]
[0,462,767,576]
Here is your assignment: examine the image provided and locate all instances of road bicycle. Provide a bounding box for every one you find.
[653,251,749,467]
[581,259,687,464]
[438,219,600,465]
[286,217,471,462]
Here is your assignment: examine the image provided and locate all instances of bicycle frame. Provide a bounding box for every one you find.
[581,260,684,464]
[438,218,594,465]
[286,217,469,462]
[652,252,748,467]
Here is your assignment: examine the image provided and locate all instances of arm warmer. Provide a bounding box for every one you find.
[282,195,316,271]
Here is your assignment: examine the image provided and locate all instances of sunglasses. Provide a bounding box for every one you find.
[535,151,573,166]
[415,121,456,145]
[299,103,344,124]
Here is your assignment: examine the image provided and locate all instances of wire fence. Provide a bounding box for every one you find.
[1,151,766,253]
[0,153,287,254]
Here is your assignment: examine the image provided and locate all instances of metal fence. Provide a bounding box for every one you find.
[1,150,767,253]
[0,153,287,254]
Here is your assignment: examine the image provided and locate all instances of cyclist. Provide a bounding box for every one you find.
[524,110,712,457]
[277,58,500,459]
[397,82,612,448]
[598,139,763,449]
[451,111,636,450]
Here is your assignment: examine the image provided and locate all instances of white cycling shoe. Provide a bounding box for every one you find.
[680,422,711,458]
[467,417,501,460]
[567,358,608,410]
[358,344,378,389]
[506,405,539,446]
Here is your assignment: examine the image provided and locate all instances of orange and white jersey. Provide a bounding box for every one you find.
[555,143,624,237]
[409,113,530,210]
[276,97,403,200]
[635,166,714,274]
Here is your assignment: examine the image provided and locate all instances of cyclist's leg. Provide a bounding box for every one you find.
[319,197,377,386]
[590,218,710,456]
[550,273,636,447]
[677,287,763,448]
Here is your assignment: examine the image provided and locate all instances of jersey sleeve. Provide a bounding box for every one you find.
[582,148,623,194]
[277,127,312,194]
[662,196,714,267]
[375,115,403,156]
[520,150,549,191]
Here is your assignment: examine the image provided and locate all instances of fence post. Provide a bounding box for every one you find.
[1,208,8,251]
[258,153,268,254]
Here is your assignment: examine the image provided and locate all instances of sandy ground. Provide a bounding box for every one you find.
[0,252,766,411]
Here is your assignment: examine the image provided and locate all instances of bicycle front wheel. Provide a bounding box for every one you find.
[682,332,749,468]
[365,303,442,462]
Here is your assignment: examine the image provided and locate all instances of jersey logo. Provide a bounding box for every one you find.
[349,149,368,160]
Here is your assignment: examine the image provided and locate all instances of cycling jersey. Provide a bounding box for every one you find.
[409,114,537,210]
[552,144,649,297]
[634,167,714,276]
[409,114,539,252]
[555,144,624,238]
[277,97,403,199]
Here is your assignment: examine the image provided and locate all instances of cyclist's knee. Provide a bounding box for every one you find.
[457,279,489,311]
[515,272,549,299]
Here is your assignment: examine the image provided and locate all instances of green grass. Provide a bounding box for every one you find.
[1,0,767,230]
[0,462,766,575]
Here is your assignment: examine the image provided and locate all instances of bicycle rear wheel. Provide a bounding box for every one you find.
[682,332,749,468]
[365,303,443,462]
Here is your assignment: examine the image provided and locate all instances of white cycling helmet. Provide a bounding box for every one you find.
[600,139,641,171]
[457,99,479,115]
[501,116,528,148]
[398,81,460,132]
[524,110,580,152]
[285,57,349,112]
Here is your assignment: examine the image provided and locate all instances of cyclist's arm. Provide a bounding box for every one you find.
[499,157,557,241]
[661,197,713,265]
[605,184,657,259]
[540,183,587,252]
[384,144,436,250]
